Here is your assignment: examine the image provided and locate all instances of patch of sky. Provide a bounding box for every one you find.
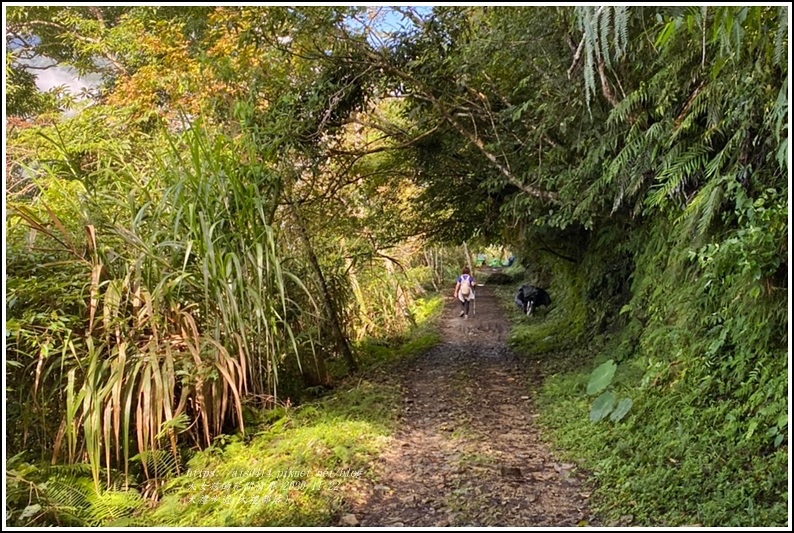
[345,5,433,48]
[8,35,102,98]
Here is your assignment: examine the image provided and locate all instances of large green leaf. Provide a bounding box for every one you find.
[587,359,617,395]
[590,391,617,422]
[19,504,42,521]
[610,397,633,422]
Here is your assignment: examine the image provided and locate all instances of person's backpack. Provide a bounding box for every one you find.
[459,275,473,298]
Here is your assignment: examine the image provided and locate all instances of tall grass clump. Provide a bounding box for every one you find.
[6,121,315,495]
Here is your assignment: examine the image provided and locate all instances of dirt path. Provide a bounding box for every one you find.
[348,281,596,527]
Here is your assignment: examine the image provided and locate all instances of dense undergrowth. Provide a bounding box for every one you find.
[506,208,788,527]
[6,295,444,527]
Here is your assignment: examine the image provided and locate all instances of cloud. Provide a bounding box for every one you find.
[35,65,101,94]
[15,54,101,95]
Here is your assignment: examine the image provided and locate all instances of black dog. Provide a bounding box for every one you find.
[514,285,551,316]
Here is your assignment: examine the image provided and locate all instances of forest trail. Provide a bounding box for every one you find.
[347,277,596,526]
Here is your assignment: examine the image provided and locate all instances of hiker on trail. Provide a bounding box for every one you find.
[454,266,476,319]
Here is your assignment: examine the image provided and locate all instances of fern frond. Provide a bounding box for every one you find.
[44,479,92,510]
[600,6,613,70]
[705,129,743,180]
[766,82,788,144]
[609,85,649,126]
[648,143,711,207]
[626,168,653,202]
[645,121,669,159]
[40,474,94,523]
[774,6,788,67]
[44,462,94,479]
[134,448,180,480]
[85,488,143,526]
[614,6,629,59]
[676,175,727,244]
[695,178,725,237]
[605,125,645,186]
[581,7,599,108]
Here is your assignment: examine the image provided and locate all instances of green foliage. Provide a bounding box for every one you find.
[341,294,444,377]
[574,6,630,110]
[609,398,633,422]
[6,368,402,527]
[537,356,787,526]
[5,458,143,527]
[492,9,787,522]
[586,360,617,395]
[6,6,441,507]
[139,377,401,526]
[586,360,633,423]
[5,52,70,118]
[6,119,317,489]
[410,294,446,326]
[525,210,787,525]
[505,256,590,358]
[588,392,616,423]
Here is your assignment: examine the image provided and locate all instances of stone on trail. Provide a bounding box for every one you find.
[339,513,359,526]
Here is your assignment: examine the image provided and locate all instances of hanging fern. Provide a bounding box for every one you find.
[675,174,728,245]
[574,5,632,110]
[578,6,599,109]
[613,6,629,60]
[599,6,613,70]
[647,144,712,208]
[765,82,788,172]
[608,83,649,126]
[704,129,744,180]
[773,6,788,67]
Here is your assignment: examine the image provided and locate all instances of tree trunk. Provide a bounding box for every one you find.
[292,206,358,374]
[343,238,371,339]
[463,241,474,273]
[303,348,330,388]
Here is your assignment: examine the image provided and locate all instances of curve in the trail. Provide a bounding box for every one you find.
[349,281,596,527]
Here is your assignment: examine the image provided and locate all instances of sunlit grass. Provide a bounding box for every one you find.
[330,293,444,377]
[142,379,400,526]
[138,294,444,526]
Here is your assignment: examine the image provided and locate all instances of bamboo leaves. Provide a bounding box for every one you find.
[17,121,320,489]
